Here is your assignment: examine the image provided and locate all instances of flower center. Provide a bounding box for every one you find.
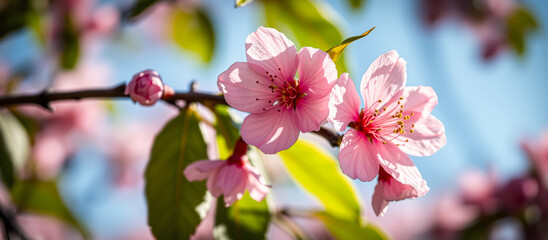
[254,68,306,112]
[351,97,415,146]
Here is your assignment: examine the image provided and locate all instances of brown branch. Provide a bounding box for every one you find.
[0,83,339,147]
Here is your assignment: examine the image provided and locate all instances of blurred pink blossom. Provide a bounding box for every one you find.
[218,26,338,154]
[522,130,548,188]
[458,169,498,214]
[184,139,269,206]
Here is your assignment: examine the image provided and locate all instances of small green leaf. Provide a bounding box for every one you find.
[172,8,216,63]
[145,108,209,239]
[327,27,375,63]
[59,14,80,69]
[214,105,240,159]
[506,7,538,55]
[11,179,90,239]
[348,0,366,9]
[127,0,160,19]
[235,0,255,8]
[278,140,361,222]
[0,112,30,188]
[214,192,270,240]
[315,212,389,240]
[263,0,348,73]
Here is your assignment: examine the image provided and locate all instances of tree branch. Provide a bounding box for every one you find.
[0,202,32,240]
[0,84,339,147]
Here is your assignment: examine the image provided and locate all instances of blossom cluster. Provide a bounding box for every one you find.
[181,27,447,215]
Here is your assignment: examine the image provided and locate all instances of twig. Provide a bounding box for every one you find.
[0,84,339,147]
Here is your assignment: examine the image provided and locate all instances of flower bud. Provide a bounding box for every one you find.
[125,70,164,106]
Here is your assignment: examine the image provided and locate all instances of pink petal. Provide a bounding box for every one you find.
[245,27,298,83]
[394,114,446,156]
[381,173,428,201]
[293,95,329,132]
[328,73,361,132]
[241,109,300,154]
[297,47,338,97]
[338,129,380,182]
[399,86,438,115]
[372,182,390,216]
[216,165,246,195]
[360,50,407,108]
[246,166,270,202]
[376,143,429,195]
[183,160,225,181]
[218,62,277,114]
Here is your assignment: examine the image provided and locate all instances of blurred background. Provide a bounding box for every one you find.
[0,0,547,239]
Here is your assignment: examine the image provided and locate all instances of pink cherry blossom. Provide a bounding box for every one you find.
[372,167,429,216]
[125,70,166,106]
[183,139,269,206]
[328,50,445,214]
[217,26,338,154]
[522,130,548,188]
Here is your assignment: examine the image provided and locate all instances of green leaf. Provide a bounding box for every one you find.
[127,0,160,19]
[214,105,240,159]
[348,0,366,9]
[506,7,538,55]
[0,112,30,188]
[145,108,209,240]
[263,0,348,73]
[59,14,80,69]
[235,0,255,8]
[11,179,90,239]
[214,192,270,240]
[278,140,360,222]
[0,0,32,40]
[315,212,389,240]
[172,8,216,63]
[327,27,375,63]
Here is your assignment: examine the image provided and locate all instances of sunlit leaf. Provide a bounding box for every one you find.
[235,0,255,8]
[172,8,216,63]
[315,212,388,240]
[11,179,90,239]
[263,0,348,74]
[214,193,270,240]
[278,140,360,222]
[327,27,375,63]
[506,7,538,55]
[126,0,160,19]
[145,108,209,239]
[0,112,30,188]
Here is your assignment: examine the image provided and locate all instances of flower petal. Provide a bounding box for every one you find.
[399,86,438,115]
[376,143,430,195]
[338,129,380,182]
[380,171,427,202]
[372,182,390,216]
[218,62,277,114]
[183,160,225,181]
[293,95,329,132]
[241,108,299,154]
[395,114,446,156]
[328,73,361,132]
[297,47,338,97]
[246,166,270,202]
[245,27,298,83]
[360,50,407,108]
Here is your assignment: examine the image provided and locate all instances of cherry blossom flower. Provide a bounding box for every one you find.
[328,50,446,214]
[126,70,173,106]
[217,27,337,154]
[183,139,269,206]
[522,130,548,188]
[372,168,429,216]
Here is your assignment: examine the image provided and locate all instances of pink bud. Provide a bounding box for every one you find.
[125,70,165,106]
